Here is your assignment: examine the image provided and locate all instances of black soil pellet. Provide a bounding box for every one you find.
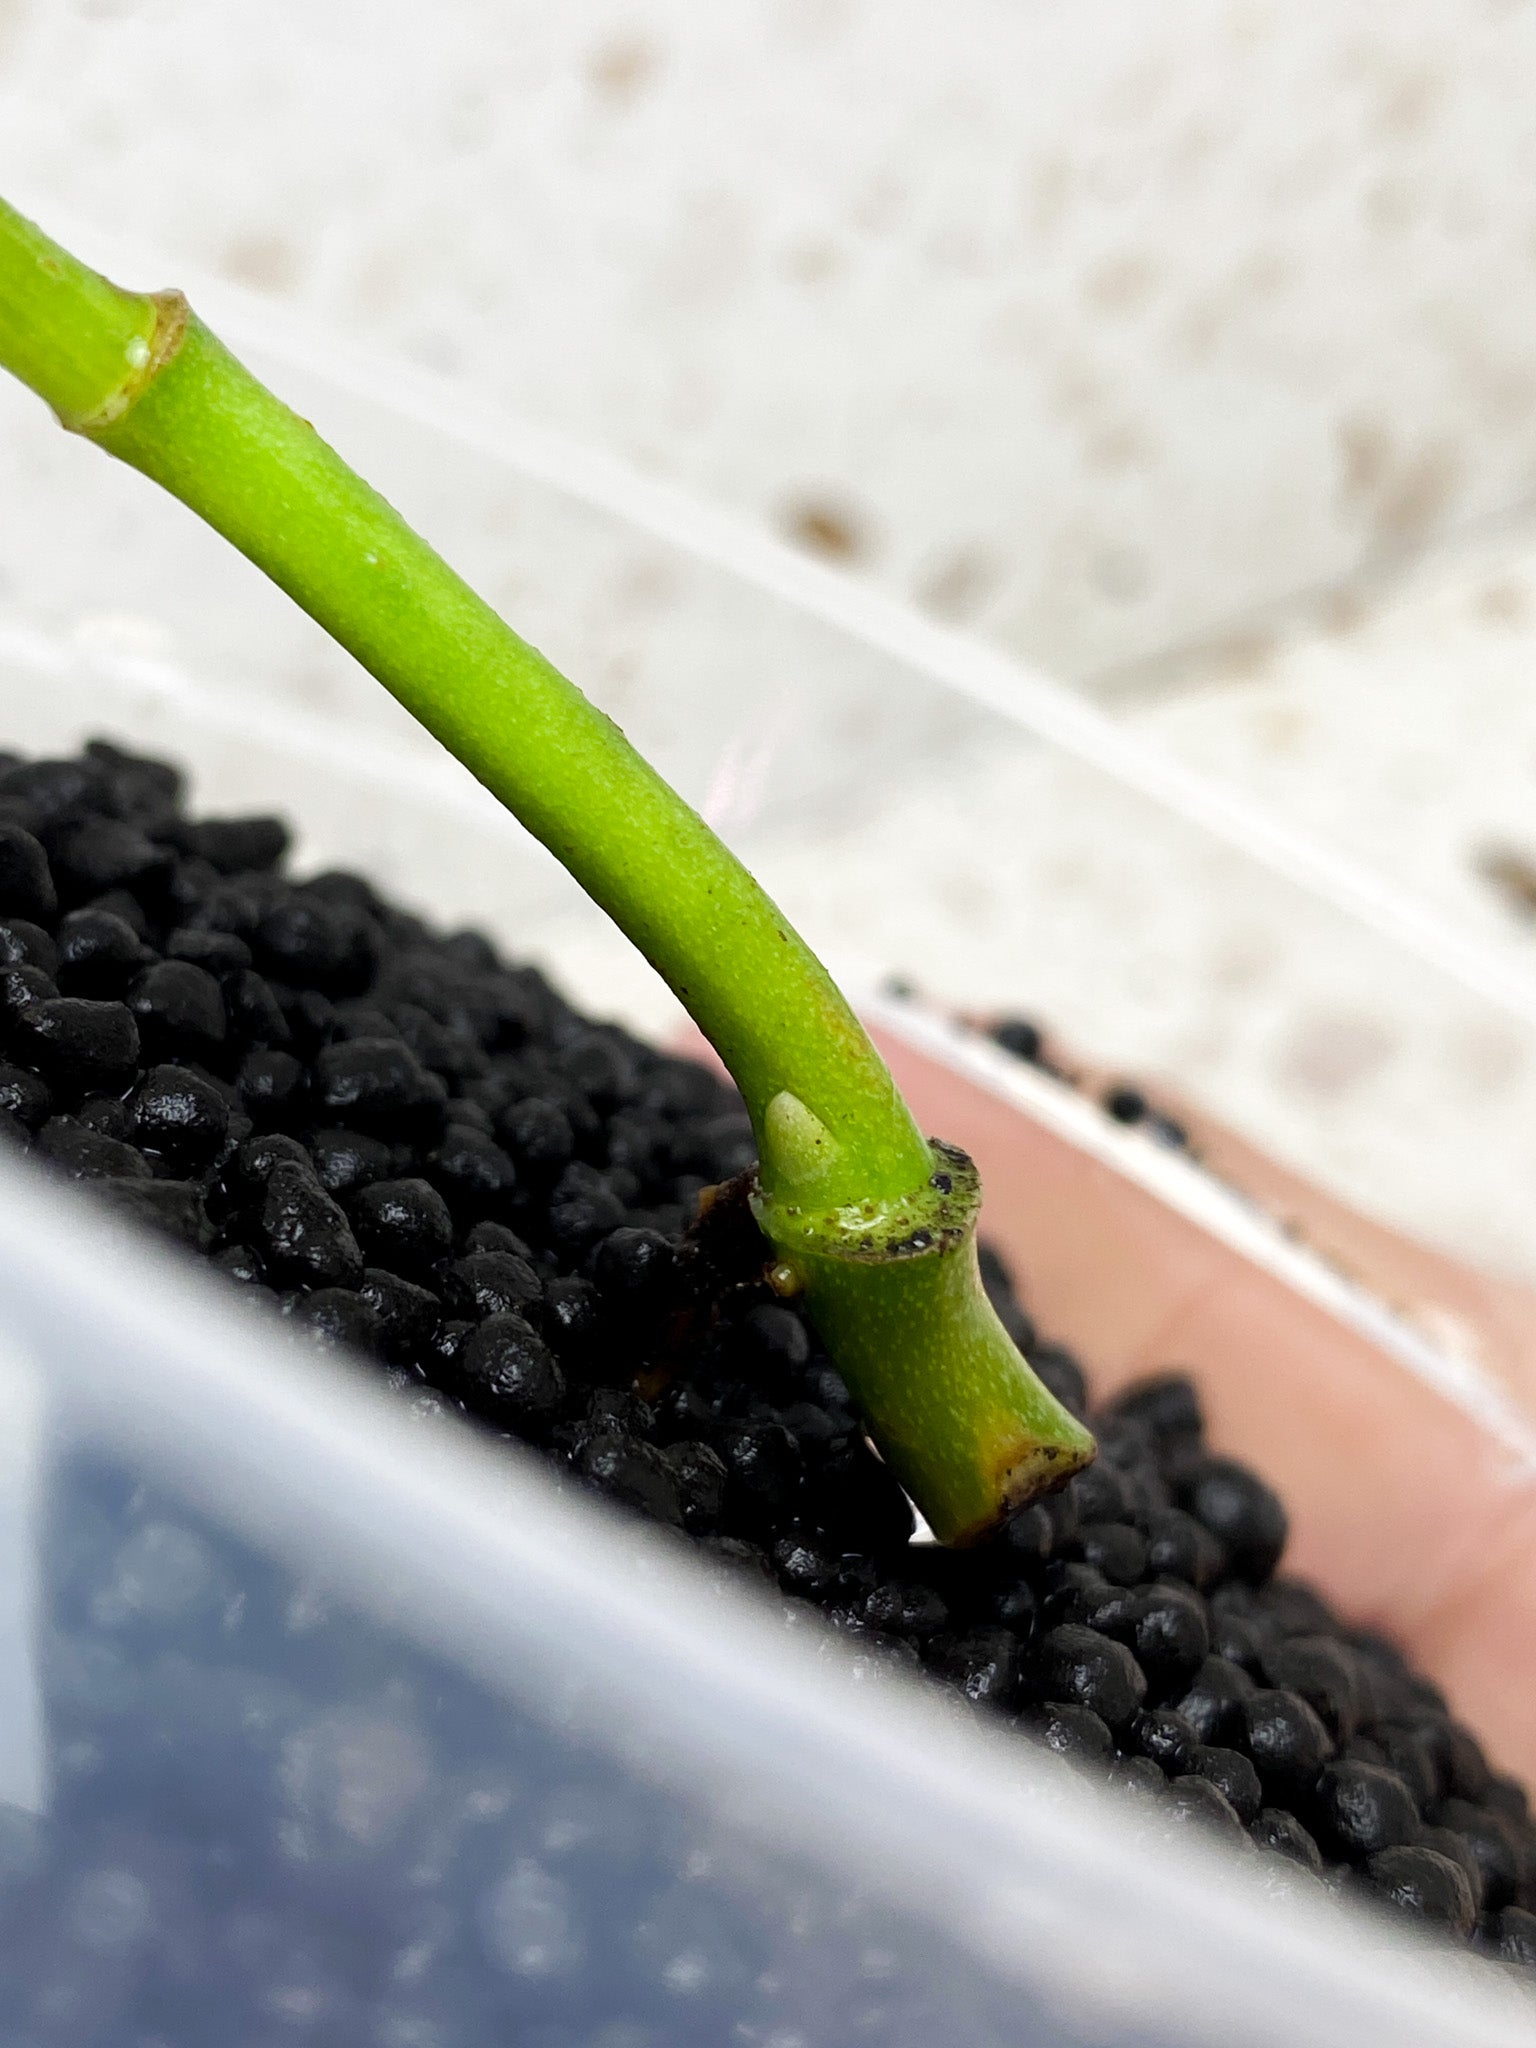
[1360,1845,1478,1937]
[1,740,1532,1975]
[0,822,57,921]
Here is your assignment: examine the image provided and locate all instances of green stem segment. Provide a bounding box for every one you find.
[0,197,1093,1541]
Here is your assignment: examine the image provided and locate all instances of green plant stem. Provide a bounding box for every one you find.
[0,196,1094,1541]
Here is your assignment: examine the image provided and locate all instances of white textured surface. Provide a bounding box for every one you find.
[1132,514,1536,954]
[7,0,1536,681]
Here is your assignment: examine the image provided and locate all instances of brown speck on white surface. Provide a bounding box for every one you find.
[586,32,662,105]
[781,494,870,564]
[1274,1009,1398,1101]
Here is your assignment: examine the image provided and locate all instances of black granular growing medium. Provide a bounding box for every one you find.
[3,740,1534,1978]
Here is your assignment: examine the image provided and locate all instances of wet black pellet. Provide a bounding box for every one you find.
[1239,1687,1335,1798]
[1020,1702,1115,1765]
[1129,1707,1199,1776]
[1065,1462,1130,1526]
[235,1045,305,1123]
[715,1421,803,1530]
[1371,1720,1446,1812]
[1110,1373,1205,1447]
[1311,1761,1421,1860]
[576,1432,683,1527]
[1034,1625,1146,1728]
[1188,1744,1263,1825]
[349,1176,454,1277]
[126,960,226,1061]
[212,1241,267,1286]
[1106,1755,1166,1799]
[259,1159,364,1290]
[0,822,56,922]
[4,739,1530,1979]
[53,907,145,995]
[0,752,107,823]
[1043,1563,1125,1634]
[538,1273,605,1375]
[0,960,53,1024]
[390,1377,455,1426]
[582,1384,657,1441]
[77,1090,137,1141]
[741,1300,812,1370]
[164,924,253,973]
[1173,1656,1256,1746]
[1250,1806,1323,1871]
[1263,1635,1368,1744]
[306,1125,391,1198]
[1209,1610,1268,1678]
[0,1061,49,1130]
[87,884,150,938]
[864,1580,949,1640]
[1128,1583,1211,1697]
[772,1531,846,1602]
[256,894,376,993]
[459,1313,565,1428]
[497,1094,575,1178]
[1105,1085,1148,1126]
[1446,1721,1496,1803]
[285,1285,380,1351]
[546,1170,627,1255]
[36,1113,150,1182]
[465,1217,535,1259]
[1360,1845,1476,1937]
[223,968,291,1048]
[357,1267,441,1363]
[426,1123,518,1214]
[1418,1824,1486,1913]
[997,1501,1054,1567]
[0,916,59,976]
[1435,1796,1525,1912]
[1181,1458,1288,1584]
[228,1130,309,1193]
[427,1317,475,1379]
[658,1438,728,1535]
[93,1174,210,1248]
[1074,1521,1148,1586]
[50,813,169,902]
[592,1225,679,1313]
[929,1627,1022,1709]
[314,1036,441,1128]
[134,1063,230,1163]
[12,995,139,1086]
[443,1249,542,1321]
[1143,1506,1224,1590]
[990,1015,1043,1064]
[1485,1771,1528,1824]
[989,1578,1038,1632]
[1164,1774,1249,1847]
[1030,1341,1088,1419]
[1497,1904,1536,1967]
[185,814,290,875]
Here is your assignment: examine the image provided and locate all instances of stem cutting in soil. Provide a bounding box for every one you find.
[0,195,1094,1541]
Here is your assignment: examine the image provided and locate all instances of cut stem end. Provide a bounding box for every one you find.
[752,1140,1096,1544]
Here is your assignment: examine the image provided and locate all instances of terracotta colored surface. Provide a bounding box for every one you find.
[1142,1083,1536,1417]
[675,1021,1536,1786]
